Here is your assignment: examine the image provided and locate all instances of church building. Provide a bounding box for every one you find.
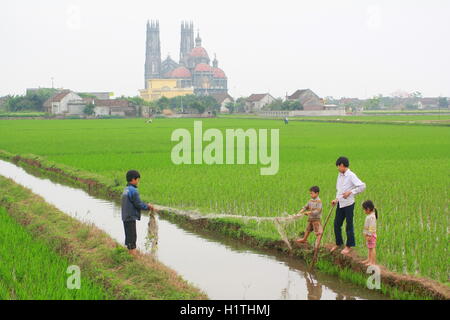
[141,20,228,98]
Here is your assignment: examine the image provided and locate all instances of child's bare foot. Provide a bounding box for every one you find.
[361,259,369,264]
[341,247,352,255]
[330,245,339,252]
[296,238,307,244]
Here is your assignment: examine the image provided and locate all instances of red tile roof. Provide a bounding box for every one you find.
[247,93,270,102]
[168,66,192,78]
[190,47,209,58]
[288,89,310,100]
[43,90,73,108]
[211,93,233,104]
[194,63,213,72]
[212,67,226,78]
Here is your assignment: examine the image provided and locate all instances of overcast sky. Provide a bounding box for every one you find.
[1,0,449,99]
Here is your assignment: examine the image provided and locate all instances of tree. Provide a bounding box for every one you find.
[156,96,171,111]
[191,101,205,114]
[4,88,57,112]
[264,99,283,111]
[264,99,303,111]
[78,93,97,99]
[405,103,418,110]
[83,103,95,115]
[234,97,246,113]
[225,102,235,113]
[363,95,382,110]
[438,97,449,108]
[153,95,220,114]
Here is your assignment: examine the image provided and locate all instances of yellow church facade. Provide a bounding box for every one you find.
[139,79,194,102]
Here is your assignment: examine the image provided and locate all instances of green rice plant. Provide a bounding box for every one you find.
[0,207,111,300]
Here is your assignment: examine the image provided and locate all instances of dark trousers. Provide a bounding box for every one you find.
[334,203,355,247]
[123,220,137,250]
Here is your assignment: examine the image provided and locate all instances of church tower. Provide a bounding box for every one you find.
[179,21,194,66]
[144,20,161,88]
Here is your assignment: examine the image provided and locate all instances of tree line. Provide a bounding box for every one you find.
[2,88,58,112]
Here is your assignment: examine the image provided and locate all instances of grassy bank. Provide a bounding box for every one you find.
[0,207,111,299]
[0,175,206,300]
[0,112,47,118]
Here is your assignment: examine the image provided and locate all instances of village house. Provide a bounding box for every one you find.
[44,90,84,115]
[93,99,137,117]
[286,89,324,111]
[45,90,136,117]
[418,98,440,109]
[211,92,234,113]
[245,93,276,113]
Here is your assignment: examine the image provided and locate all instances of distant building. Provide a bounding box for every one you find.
[82,98,137,117]
[324,104,339,110]
[139,79,194,101]
[287,89,324,111]
[211,93,234,113]
[144,20,228,96]
[245,93,276,113]
[94,99,136,117]
[45,91,136,117]
[44,90,84,115]
[418,98,439,109]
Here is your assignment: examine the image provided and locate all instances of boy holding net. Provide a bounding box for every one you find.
[296,186,323,246]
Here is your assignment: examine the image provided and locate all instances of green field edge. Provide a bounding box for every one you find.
[1,149,448,300]
[0,168,206,300]
[217,115,450,126]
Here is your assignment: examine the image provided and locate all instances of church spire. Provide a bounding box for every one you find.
[213,53,218,68]
[195,29,202,47]
[145,19,161,88]
[180,20,194,64]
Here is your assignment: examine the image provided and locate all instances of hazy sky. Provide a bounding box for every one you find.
[1,0,449,99]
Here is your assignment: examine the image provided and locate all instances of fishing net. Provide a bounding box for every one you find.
[154,205,305,250]
[145,212,158,255]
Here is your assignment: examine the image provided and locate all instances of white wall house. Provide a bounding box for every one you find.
[245,93,276,112]
[45,91,84,115]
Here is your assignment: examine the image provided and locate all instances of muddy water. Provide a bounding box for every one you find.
[0,160,387,300]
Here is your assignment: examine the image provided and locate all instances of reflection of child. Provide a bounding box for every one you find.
[296,186,323,247]
[361,200,378,266]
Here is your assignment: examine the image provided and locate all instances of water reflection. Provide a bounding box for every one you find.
[304,272,323,300]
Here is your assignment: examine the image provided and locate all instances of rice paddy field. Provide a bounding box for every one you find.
[0,117,448,284]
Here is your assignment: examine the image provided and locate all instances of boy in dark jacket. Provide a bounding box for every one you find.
[121,170,156,256]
